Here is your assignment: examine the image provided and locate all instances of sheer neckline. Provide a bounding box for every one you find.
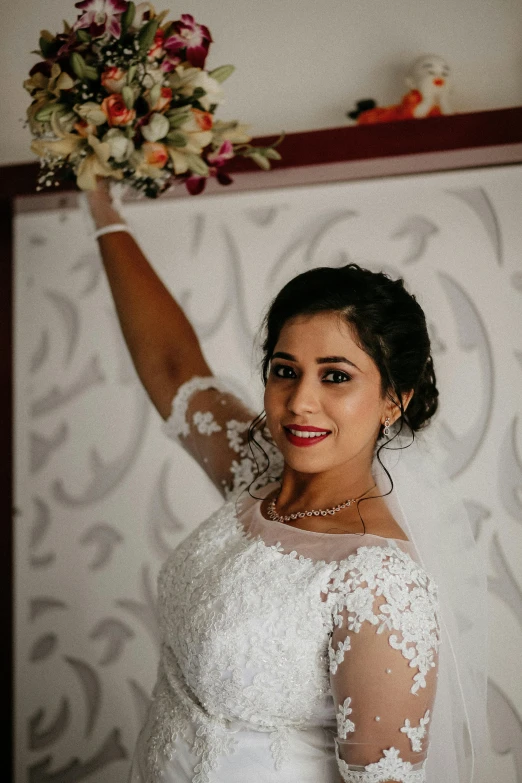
[239,483,411,544]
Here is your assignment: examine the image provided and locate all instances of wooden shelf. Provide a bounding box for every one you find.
[3,105,522,203]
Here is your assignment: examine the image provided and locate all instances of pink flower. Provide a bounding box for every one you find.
[73,0,129,39]
[207,140,233,166]
[185,175,207,195]
[160,53,182,73]
[185,143,235,195]
[185,168,233,195]
[164,14,212,68]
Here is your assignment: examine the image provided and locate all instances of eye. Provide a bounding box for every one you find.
[272,363,297,379]
[323,370,351,383]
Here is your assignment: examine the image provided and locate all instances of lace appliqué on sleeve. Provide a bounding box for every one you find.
[162,376,232,440]
[329,636,351,675]
[400,711,430,753]
[327,545,440,694]
[161,375,283,498]
[335,744,427,783]
[193,411,222,435]
[337,697,355,738]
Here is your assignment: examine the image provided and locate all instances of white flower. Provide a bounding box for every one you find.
[133,2,156,28]
[143,63,166,88]
[103,128,134,162]
[142,112,170,142]
[169,66,224,110]
[75,101,107,126]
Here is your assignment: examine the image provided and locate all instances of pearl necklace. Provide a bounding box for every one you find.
[266,485,376,523]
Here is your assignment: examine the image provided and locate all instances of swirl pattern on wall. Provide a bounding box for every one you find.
[14,164,522,782]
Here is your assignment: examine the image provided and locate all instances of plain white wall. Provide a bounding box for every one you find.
[2,0,522,165]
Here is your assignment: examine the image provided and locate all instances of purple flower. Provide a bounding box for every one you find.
[164,14,212,68]
[73,0,129,39]
[207,140,233,167]
[185,143,235,195]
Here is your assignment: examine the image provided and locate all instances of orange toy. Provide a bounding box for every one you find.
[348,54,452,125]
[357,89,443,124]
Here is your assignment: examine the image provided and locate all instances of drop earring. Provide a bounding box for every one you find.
[383,417,391,437]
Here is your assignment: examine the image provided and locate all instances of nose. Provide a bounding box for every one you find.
[287,377,320,416]
[433,78,445,86]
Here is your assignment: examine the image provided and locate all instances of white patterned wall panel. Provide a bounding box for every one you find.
[14,164,522,782]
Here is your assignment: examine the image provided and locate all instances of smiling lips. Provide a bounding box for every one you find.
[283,424,331,447]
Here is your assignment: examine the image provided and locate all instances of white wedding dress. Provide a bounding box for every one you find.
[128,377,441,783]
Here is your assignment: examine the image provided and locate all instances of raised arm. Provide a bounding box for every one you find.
[86,180,212,420]
[86,183,282,497]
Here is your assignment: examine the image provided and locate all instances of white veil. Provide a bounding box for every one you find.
[374,424,488,782]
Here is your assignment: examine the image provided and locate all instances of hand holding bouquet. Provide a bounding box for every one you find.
[25,1,282,196]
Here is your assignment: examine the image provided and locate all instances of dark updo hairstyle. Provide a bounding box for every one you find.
[245,264,439,526]
[261,263,438,438]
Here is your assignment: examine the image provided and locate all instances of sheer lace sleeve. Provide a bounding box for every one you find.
[327,544,440,783]
[162,375,283,499]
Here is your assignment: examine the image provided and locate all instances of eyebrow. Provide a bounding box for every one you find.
[271,351,361,371]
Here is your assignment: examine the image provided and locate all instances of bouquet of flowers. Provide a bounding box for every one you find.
[24,0,282,196]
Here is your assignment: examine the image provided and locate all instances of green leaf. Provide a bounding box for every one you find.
[83,65,99,81]
[70,52,86,80]
[35,104,57,122]
[192,87,206,99]
[122,86,135,109]
[127,64,137,84]
[149,83,161,107]
[262,148,282,160]
[120,1,135,36]
[39,36,56,58]
[184,153,209,177]
[167,112,190,129]
[246,152,270,171]
[76,30,90,43]
[166,131,187,147]
[138,18,159,54]
[208,65,235,83]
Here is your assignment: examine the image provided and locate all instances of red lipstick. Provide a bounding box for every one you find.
[283,424,331,448]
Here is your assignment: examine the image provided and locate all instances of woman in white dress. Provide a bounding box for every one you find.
[86,183,486,783]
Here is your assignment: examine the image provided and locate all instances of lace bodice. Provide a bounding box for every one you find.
[142,376,440,783]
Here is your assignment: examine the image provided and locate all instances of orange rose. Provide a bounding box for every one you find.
[151,87,173,113]
[147,29,165,60]
[142,141,168,168]
[101,67,127,93]
[74,119,97,138]
[191,109,213,131]
[101,94,136,127]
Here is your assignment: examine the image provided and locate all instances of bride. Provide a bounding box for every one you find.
[86,182,486,783]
